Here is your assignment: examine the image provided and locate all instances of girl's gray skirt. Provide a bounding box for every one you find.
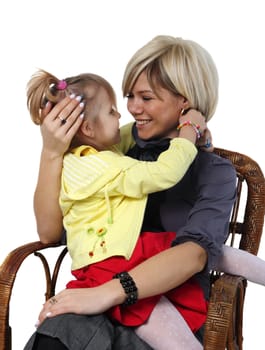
[23,313,152,350]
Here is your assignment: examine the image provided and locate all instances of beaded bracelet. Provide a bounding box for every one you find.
[113,271,138,306]
[177,120,201,140]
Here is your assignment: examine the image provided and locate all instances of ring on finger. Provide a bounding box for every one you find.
[58,116,67,125]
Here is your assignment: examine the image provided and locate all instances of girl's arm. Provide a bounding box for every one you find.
[116,110,209,155]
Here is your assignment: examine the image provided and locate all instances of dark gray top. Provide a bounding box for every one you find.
[129,125,237,270]
[128,125,237,298]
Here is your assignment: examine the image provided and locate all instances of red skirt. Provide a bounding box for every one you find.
[67,231,208,332]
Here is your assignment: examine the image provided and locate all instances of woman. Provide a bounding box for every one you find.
[24,36,237,350]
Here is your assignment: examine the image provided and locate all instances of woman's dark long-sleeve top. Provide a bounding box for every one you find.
[127,124,237,299]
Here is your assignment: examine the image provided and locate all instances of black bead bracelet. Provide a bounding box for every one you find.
[113,271,138,306]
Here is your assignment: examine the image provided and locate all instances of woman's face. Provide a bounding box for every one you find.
[126,71,185,140]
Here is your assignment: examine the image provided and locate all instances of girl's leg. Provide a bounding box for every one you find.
[135,296,202,350]
[217,245,265,286]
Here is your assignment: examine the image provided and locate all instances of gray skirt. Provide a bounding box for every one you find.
[23,313,153,350]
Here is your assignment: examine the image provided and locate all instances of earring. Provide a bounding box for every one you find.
[180,108,186,116]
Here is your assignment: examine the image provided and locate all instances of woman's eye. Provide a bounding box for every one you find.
[126,93,133,99]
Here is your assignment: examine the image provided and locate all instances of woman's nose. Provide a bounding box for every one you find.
[127,99,143,115]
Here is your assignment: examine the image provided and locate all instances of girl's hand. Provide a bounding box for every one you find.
[40,95,85,158]
[197,128,214,152]
[178,109,207,144]
[179,109,207,134]
[179,109,214,151]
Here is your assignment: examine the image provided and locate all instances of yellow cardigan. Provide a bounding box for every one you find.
[60,123,197,270]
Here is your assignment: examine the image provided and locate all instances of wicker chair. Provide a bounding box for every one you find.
[0,148,265,350]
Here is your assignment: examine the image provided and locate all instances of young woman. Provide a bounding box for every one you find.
[26,68,209,350]
[24,36,262,350]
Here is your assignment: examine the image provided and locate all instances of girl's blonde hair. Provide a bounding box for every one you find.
[122,35,219,121]
[27,69,116,125]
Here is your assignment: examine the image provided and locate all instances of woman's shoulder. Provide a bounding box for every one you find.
[195,149,234,166]
[193,150,237,183]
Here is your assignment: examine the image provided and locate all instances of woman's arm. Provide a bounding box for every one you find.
[37,155,236,322]
[127,241,206,298]
[171,152,237,271]
[34,149,64,242]
[37,241,206,324]
[34,97,84,242]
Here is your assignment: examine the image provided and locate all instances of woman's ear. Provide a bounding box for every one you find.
[179,96,190,110]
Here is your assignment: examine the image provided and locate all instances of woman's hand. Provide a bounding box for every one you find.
[36,280,125,327]
[40,95,85,158]
[34,95,85,242]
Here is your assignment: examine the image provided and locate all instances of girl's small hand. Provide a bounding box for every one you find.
[197,128,214,152]
[40,95,85,158]
[179,109,207,134]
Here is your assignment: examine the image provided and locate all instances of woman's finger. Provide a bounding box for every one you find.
[41,95,84,123]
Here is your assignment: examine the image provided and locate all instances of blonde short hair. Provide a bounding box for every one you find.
[122,35,219,121]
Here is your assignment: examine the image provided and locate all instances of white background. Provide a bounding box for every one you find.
[0,0,264,349]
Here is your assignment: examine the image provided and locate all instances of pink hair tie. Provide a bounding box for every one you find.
[56,80,67,90]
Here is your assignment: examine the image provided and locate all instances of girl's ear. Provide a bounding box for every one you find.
[80,119,94,138]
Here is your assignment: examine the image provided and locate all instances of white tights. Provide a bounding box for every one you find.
[135,245,265,349]
[135,296,202,350]
[217,244,265,286]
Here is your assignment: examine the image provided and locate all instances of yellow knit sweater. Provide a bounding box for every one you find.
[60,123,197,270]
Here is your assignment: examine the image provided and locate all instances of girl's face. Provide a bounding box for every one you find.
[91,88,121,150]
[126,71,185,140]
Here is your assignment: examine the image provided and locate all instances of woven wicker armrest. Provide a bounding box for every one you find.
[1,241,59,278]
[204,273,247,350]
[0,241,62,350]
